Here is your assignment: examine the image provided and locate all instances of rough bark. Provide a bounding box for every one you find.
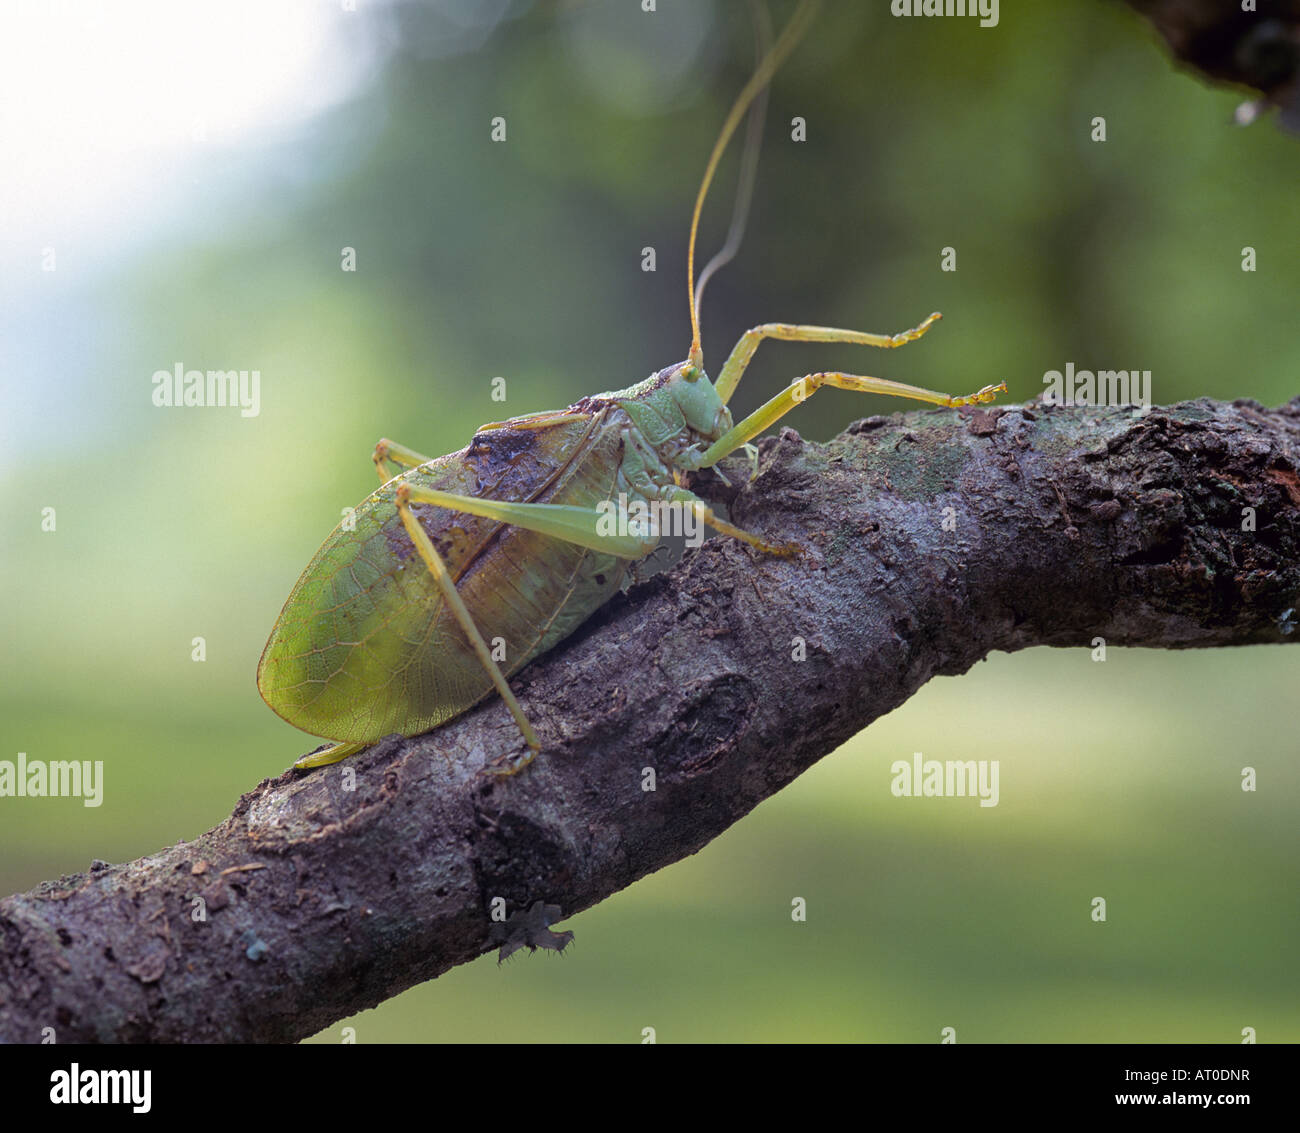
[2,395,1298,1043]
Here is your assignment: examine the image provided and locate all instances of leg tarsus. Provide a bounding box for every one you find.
[294,741,368,770]
[483,745,539,780]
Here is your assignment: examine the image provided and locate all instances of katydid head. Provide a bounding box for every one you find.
[614,359,732,448]
[666,358,732,442]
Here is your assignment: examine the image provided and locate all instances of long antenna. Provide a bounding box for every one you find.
[693,0,774,329]
[687,0,820,369]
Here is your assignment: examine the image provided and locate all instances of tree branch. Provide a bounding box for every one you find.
[3,396,1298,1043]
[1119,0,1300,129]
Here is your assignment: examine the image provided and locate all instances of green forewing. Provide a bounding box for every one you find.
[258,409,629,743]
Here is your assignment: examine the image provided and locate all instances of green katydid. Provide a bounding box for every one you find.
[257,0,1005,772]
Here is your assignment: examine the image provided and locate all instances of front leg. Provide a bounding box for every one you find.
[714,313,944,405]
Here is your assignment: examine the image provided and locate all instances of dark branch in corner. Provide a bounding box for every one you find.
[1119,0,1300,129]
[3,395,1299,1043]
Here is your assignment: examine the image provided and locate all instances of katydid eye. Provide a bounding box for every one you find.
[680,363,700,382]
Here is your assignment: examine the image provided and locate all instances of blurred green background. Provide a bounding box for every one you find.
[2,0,1297,1042]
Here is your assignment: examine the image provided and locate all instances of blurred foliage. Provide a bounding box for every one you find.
[2,0,1296,1042]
